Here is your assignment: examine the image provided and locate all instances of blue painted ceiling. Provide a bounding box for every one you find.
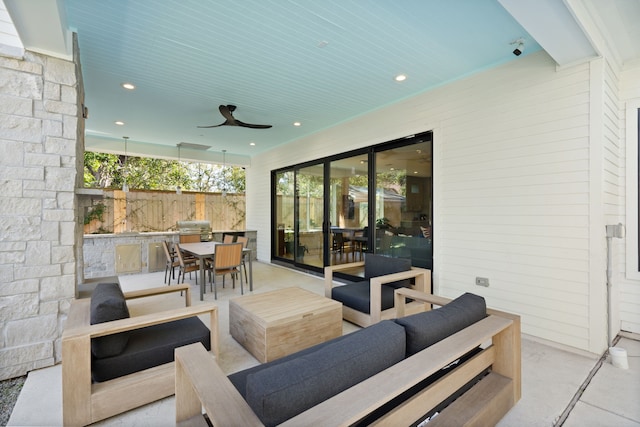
[59,0,546,163]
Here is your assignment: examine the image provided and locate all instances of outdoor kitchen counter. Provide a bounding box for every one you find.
[82,230,257,280]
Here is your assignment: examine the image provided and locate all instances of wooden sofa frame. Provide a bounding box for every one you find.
[324,260,431,327]
[62,284,219,426]
[174,289,521,427]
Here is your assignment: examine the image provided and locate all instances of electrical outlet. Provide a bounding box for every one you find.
[475,277,490,287]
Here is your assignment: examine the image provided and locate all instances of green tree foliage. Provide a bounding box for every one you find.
[84,152,245,193]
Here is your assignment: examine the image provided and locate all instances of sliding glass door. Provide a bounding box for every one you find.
[274,170,294,260]
[272,131,432,274]
[329,156,369,266]
[295,163,324,268]
[374,138,432,269]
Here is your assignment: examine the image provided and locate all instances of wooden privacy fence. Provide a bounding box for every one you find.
[81,189,245,234]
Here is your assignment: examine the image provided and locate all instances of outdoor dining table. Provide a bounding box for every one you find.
[179,241,253,301]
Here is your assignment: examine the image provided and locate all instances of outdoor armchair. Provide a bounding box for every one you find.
[62,282,218,426]
[324,253,431,327]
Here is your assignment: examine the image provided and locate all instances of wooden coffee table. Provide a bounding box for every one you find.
[229,287,342,363]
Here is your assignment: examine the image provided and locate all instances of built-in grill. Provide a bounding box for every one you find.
[176,221,212,241]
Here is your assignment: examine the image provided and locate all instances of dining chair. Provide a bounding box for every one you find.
[332,232,355,263]
[180,234,201,244]
[162,241,179,285]
[352,230,365,261]
[175,243,200,284]
[223,234,235,243]
[236,236,250,282]
[208,242,243,299]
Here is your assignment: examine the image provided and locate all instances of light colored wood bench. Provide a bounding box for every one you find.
[62,284,218,426]
[325,261,431,327]
[175,290,520,427]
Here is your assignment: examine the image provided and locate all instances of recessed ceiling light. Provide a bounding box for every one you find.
[394,74,407,82]
[249,142,256,146]
[293,122,301,127]
[115,121,125,126]
[414,171,419,174]
[121,83,135,90]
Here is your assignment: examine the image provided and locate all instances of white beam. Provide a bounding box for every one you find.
[498,0,597,66]
[4,0,71,60]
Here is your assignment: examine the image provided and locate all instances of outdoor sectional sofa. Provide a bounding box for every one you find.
[175,289,521,426]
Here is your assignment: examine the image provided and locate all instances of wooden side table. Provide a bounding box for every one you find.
[229,287,342,363]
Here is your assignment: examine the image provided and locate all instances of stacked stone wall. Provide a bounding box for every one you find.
[0,49,79,380]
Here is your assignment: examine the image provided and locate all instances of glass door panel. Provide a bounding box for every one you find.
[329,155,369,266]
[374,139,432,269]
[274,170,294,260]
[295,164,324,268]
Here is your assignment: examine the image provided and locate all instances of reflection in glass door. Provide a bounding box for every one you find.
[329,156,369,266]
[374,137,432,269]
[295,164,324,268]
[274,170,294,260]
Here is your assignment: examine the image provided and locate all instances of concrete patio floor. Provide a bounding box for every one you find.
[8,262,640,426]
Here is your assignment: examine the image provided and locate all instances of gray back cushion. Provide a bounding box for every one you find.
[395,292,486,357]
[244,320,406,427]
[364,254,412,288]
[90,282,130,358]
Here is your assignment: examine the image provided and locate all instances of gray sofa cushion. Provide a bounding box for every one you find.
[243,320,406,427]
[395,292,486,357]
[90,283,130,358]
[364,254,412,288]
[91,316,211,382]
[229,324,360,396]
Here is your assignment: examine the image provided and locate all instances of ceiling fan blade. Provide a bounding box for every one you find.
[235,120,272,129]
[198,104,272,129]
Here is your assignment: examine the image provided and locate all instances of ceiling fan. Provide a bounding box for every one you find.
[197,105,272,129]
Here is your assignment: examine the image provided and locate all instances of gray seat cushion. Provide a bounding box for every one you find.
[395,292,487,356]
[240,320,406,427]
[91,316,211,382]
[331,281,397,314]
[90,283,130,358]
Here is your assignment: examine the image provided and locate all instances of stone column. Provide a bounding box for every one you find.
[0,41,81,379]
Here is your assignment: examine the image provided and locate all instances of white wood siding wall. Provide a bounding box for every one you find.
[0,1,23,57]
[438,59,595,352]
[247,51,613,353]
[600,57,625,342]
[621,65,640,336]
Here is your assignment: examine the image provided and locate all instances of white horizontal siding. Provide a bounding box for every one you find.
[436,55,594,348]
[620,63,640,335]
[0,2,23,57]
[248,51,608,352]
